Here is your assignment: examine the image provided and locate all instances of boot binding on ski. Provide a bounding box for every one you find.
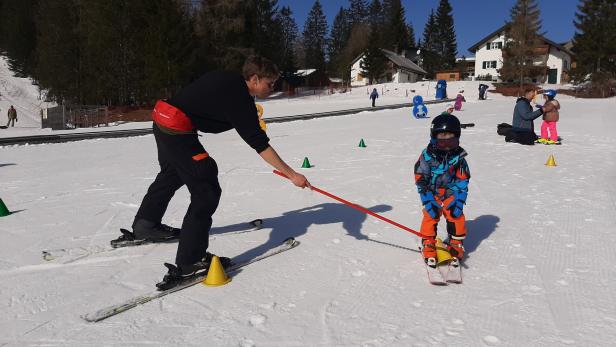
[155,253,233,291]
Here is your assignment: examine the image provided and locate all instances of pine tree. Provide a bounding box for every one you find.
[571,0,616,95]
[407,22,416,49]
[328,6,350,77]
[421,10,439,77]
[34,0,82,103]
[196,0,251,72]
[250,0,284,63]
[382,0,410,53]
[302,0,328,70]
[434,0,457,69]
[0,0,38,77]
[137,0,197,101]
[500,0,544,88]
[276,6,299,72]
[348,0,368,27]
[360,25,387,84]
[368,0,384,27]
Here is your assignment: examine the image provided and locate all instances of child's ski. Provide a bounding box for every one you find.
[418,241,447,285]
[82,237,299,322]
[426,263,447,285]
[444,258,463,284]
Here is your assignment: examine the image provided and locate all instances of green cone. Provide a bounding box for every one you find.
[358,139,366,148]
[301,157,311,168]
[0,199,10,217]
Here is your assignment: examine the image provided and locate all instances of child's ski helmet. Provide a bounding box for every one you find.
[543,89,557,98]
[430,113,461,139]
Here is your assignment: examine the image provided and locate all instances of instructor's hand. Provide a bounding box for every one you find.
[289,171,311,189]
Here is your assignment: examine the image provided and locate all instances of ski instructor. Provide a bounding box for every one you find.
[122,55,310,290]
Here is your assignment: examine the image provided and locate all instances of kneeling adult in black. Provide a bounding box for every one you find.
[504,88,543,145]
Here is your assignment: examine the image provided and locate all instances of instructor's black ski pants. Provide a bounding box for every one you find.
[135,123,222,266]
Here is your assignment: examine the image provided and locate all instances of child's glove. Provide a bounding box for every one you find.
[535,104,543,110]
[446,192,467,218]
[420,192,441,219]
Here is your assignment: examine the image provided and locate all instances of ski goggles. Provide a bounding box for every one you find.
[435,137,459,151]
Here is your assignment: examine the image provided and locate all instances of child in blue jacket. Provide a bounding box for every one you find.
[414,113,470,268]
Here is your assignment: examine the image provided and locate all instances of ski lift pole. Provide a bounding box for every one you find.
[273,170,425,238]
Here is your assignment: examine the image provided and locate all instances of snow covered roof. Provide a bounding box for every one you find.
[350,49,427,75]
[295,69,317,77]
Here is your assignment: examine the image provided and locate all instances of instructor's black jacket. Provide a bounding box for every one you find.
[168,71,270,153]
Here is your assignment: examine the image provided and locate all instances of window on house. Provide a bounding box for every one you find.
[486,42,503,50]
[482,61,497,69]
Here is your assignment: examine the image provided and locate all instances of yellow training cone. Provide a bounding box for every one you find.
[435,237,453,265]
[545,154,557,167]
[203,256,232,286]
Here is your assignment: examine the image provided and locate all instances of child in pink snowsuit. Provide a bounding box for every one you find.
[539,90,560,145]
[454,91,465,111]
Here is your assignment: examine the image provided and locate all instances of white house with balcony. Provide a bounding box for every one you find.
[350,49,427,86]
[468,24,573,84]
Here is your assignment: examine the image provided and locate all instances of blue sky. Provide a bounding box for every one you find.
[277,0,579,57]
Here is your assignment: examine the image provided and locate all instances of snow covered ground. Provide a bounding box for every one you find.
[1,76,616,346]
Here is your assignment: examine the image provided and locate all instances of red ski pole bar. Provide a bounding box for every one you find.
[273,170,425,238]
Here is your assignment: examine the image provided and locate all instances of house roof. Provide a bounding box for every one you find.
[351,49,427,75]
[295,69,317,76]
[467,23,574,56]
[467,24,509,53]
[380,49,427,75]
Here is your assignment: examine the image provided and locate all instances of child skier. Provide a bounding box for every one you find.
[537,90,560,145]
[414,113,470,268]
[454,91,466,111]
[370,88,379,107]
[478,84,488,100]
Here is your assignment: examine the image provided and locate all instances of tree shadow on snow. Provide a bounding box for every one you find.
[218,202,394,262]
[463,214,500,261]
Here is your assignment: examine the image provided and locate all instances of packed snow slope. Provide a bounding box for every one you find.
[1,90,615,346]
[0,56,55,129]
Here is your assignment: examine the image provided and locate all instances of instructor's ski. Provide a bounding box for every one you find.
[82,237,299,322]
[42,219,263,262]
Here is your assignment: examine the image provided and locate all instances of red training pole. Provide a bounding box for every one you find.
[273,170,425,238]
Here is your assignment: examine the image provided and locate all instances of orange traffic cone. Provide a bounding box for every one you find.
[545,154,557,167]
[203,256,232,286]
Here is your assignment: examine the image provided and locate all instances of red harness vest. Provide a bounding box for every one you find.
[151,100,194,131]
